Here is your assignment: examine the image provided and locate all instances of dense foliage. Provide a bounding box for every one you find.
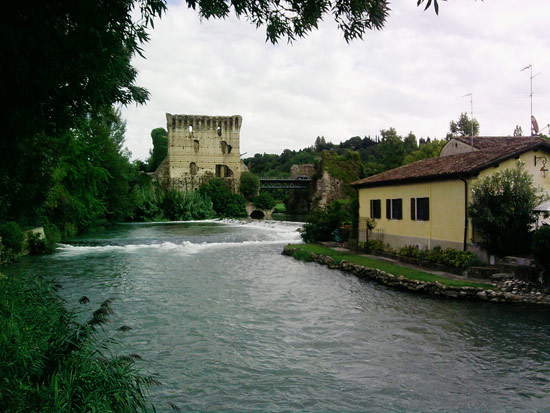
[239,172,260,200]
[397,245,480,269]
[0,272,156,412]
[199,179,247,218]
[301,200,352,243]
[469,163,546,256]
[252,192,277,210]
[246,131,444,180]
[147,128,168,172]
[0,222,25,254]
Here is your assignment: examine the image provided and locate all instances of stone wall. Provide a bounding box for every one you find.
[156,114,245,191]
[282,246,550,305]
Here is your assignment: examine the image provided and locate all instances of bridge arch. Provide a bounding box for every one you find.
[250,210,265,219]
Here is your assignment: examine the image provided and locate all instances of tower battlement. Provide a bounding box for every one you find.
[166,113,242,133]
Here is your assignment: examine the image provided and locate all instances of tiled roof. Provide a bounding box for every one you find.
[455,136,544,151]
[351,137,550,188]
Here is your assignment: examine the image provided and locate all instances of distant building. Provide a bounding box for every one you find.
[352,137,550,258]
[155,113,247,191]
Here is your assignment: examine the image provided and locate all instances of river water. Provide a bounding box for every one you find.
[5,221,550,412]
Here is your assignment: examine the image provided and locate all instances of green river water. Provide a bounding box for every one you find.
[5,220,550,412]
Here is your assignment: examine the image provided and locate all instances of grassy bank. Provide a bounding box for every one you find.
[286,244,495,289]
[0,272,155,412]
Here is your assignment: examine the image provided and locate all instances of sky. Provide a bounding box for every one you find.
[121,0,550,160]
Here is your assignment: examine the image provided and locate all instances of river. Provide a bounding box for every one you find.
[5,220,550,412]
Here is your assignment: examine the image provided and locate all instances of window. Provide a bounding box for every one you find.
[189,162,198,175]
[411,197,429,221]
[220,141,228,154]
[386,199,402,220]
[370,199,381,219]
[193,139,200,153]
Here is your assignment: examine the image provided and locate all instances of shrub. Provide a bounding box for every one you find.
[469,163,547,256]
[0,221,25,253]
[252,192,276,210]
[239,172,259,201]
[301,200,352,243]
[397,245,479,269]
[161,188,215,220]
[359,240,385,253]
[532,226,550,277]
[199,178,247,218]
[132,184,163,221]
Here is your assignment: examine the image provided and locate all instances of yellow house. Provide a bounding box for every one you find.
[351,137,550,257]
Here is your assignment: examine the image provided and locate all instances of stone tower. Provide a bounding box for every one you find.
[155,113,245,191]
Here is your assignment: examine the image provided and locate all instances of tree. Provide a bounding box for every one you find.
[199,178,247,217]
[468,163,547,256]
[252,192,276,210]
[1,1,166,223]
[148,128,168,171]
[513,125,523,137]
[447,113,480,139]
[301,200,352,243]
[403,140,445,164]
[239,172,260,200]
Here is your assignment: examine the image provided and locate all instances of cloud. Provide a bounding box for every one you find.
[121,0,550,160]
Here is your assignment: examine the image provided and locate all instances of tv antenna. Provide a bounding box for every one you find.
[521,64,541,135]
[462,93,474,145]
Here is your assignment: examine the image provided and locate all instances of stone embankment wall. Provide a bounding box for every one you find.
[282,246,550,306]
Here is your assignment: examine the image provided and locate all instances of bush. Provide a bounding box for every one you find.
[397,245,480,269]
[0,273,155,412]
[469,163,547,256]
[131,184,163,221]
[161,188,215,220]
[199,178,247,218]
[359,239,385,253]
[252,192,276,210]
[0,221,25,253]
[239,172,259,201]
[532,226,550,276]
[301,200,352,243]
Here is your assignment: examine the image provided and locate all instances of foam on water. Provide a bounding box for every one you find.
[56,220,302,257]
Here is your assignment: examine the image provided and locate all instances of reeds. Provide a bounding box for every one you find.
[0,273,157,412]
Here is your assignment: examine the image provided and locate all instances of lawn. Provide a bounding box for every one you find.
[286,244,495,289]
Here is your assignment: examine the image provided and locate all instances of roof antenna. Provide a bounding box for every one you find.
[462,93,474,146]
[521,64,541,136]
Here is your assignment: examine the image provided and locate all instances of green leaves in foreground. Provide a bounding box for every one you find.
[0,274,157,412]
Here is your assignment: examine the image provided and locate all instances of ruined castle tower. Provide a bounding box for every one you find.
[155,114,245,191]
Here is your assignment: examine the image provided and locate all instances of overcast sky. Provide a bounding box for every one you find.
[121,0,550,160]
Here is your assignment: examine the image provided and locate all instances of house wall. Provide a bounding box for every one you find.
[357,149,550,256]
[358,180,466,250]
[471,149,549,195]
[440,138,477,157]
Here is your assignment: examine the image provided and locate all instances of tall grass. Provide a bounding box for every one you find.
[0,272,157,412]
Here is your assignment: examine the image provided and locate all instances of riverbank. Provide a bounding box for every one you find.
[283,244,550,305]
[0,272,155,412]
